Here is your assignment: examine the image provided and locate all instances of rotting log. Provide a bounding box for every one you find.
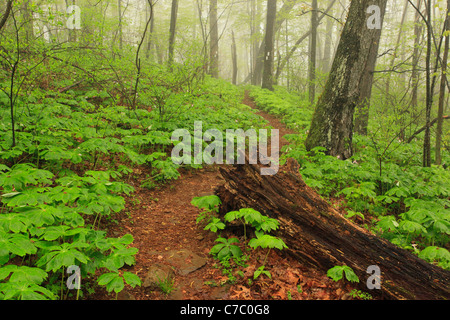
[215,158,450,300]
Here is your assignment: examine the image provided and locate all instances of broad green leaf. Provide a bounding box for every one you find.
[98,272,119,286]
[108,275,125,293]
[123,272,141,288]
[191,195,221,212]
[327,265,359,283]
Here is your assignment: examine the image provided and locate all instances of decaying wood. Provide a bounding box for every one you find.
[215,158,450,300]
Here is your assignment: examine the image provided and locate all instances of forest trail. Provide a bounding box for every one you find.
[96,92,353,300]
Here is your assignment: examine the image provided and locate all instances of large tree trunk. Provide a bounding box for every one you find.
[215,159,450,300]
[305,0,387,159]
[353,7,384,136]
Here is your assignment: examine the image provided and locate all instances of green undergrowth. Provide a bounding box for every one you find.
[191,195,288,284]
[0,70,267,299]
[248,86,450,271]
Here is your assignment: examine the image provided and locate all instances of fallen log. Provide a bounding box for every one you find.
[215,158,450,300]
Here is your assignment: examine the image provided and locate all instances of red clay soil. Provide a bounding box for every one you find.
[91,94,358,301]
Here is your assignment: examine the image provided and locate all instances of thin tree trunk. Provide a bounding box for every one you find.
[411,0,423,110]
[321,5,334,74]
[0,0,13,33]
[146,1,155,59]
[66,0,76,42]
[308,0,318,105]
[168,0,179,70]
[209,0,219,78]
[423,0,432,167]
[231,30,238,85]
[275,0,337,82]
[118,0,123,50]
[436,0,450,165]
[261,0,277,91]
[385,0,408,100]
[21,1,33,42]
[252,0,296,86]
[285,19,290,89]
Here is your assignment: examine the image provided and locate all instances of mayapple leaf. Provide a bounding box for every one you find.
[343,267,360,283]
[1,192,21,198]
[0,231,37,259]
[248,234,287,250]
[377,216,399,232]
[224,210,242,222]
[217,246,231,260]
[108,276,125,293]
[0,281,56,300]
[419,246,450,263]
[229,245,243,258]
[259,216,279,233]
[191,195,221,212]
[327,265,359,283]
[0,214,30,233]
[254,265,272,280]
[42,225,70,241]
[98,272,118,286]
[399,220,426,234]
[0,265,48,284]
[123,271,141,288]
[37,243,90,272]
[204,218,225,233]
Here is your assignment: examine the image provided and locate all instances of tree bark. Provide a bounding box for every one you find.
[320,5,334,74]
[168,0,179,69]
[305,0,387,160]
[407,115,450,143]
[215,159,450,300]
[118,0,123,50]
[308,0,318,105]
[411,0,423,110]
[435,0,450,165]
[0,0,13,33]
[145,1,155,59]
[251,0,297,86]
[209,0,219,78]
[231,30,238,85]
[423,0,432,167]
[354,8,384,136]
[261,0,277,91]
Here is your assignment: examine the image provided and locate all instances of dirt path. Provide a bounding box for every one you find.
[94,93,352,301]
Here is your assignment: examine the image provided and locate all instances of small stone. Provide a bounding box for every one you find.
[210,284,231,300]
[143,264,175,291]
[168,287,183,300]
[117,291,136,300]
[196,234,204,241]
[165,249,207,276]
